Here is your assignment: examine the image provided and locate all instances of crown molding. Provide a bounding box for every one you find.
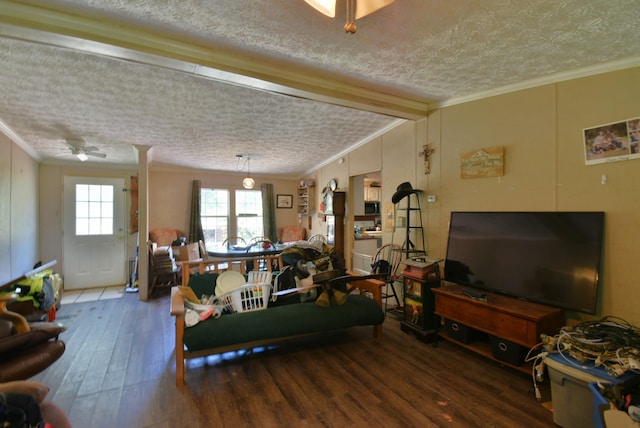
[431,56,640,110]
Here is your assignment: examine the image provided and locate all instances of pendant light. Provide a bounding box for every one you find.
[237,154,255,189]
[304,0,394,33]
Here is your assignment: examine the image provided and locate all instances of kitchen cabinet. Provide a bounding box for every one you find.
[353,238,378,257]
[365,186,381,201]
[352,252,373,275]
[325,192,345,267]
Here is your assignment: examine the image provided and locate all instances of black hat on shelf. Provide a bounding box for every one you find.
[391,182,421,204]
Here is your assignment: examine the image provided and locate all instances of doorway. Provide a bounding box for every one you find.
[62,176,127,290]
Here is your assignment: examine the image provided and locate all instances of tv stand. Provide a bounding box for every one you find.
[432,283,564,374]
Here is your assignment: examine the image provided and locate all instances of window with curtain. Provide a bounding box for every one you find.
[200,188,263,248]
[201,188,229,248]
[236,190,263,242]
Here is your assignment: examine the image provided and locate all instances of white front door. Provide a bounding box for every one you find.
[63,176,126,290]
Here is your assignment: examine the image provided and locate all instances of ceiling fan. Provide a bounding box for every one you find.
[59,140,107,161]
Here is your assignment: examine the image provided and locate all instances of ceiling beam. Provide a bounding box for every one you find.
[0,0,429,120]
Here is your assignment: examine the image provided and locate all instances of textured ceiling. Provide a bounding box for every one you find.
[0,0,639,176]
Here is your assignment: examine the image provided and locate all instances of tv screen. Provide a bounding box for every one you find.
[444,212,605,314]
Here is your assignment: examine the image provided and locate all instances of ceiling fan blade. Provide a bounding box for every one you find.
[83,146,99,152]
[86,151,107,158]
[65,138,84,148]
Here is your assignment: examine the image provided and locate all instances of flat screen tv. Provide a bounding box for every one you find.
[444,212,605,314]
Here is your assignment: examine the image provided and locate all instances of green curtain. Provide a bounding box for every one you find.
[261,183,277,242]
[188,180,204,244]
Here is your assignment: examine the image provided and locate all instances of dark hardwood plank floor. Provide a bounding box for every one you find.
[33,290,555,427]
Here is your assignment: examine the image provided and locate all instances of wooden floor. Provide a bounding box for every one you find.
[33,290,556,427]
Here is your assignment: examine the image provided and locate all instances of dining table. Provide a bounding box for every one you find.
[206,243,287,259]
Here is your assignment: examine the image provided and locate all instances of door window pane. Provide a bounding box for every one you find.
[75,184,114,236]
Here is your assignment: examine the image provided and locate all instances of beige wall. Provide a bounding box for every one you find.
[432,68,640,325]
[149,168,301,238]
[39,164,139,273]
[4,66,638,323]
[0,134,39,284]
[37,165,301,279]
[312,67,640,326]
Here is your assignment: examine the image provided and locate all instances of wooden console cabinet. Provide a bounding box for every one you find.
[432,283,565,373]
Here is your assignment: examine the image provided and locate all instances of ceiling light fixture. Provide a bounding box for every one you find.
[76,152,89,162]
[304,0,394,33]
[237,154,255,189]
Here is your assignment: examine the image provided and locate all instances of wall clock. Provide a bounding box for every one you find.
[329,178,337,191]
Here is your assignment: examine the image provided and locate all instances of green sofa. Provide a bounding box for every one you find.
[170,272,385,386]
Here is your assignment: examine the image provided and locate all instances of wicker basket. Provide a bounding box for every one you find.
[214,283,272,314]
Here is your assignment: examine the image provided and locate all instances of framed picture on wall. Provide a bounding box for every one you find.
[583,117,640,165]
[277,194,293,209]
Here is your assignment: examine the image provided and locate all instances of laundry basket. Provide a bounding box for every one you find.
[215,283,272,314]
[247,270,273,284]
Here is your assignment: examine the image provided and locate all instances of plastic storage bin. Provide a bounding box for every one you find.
[589,380,640,428]
[590,382,611,428]
[545,352,636,428]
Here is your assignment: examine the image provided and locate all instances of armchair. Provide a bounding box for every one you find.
[0,294,66,383]
[277,226,307,243]
[149,228,187,247]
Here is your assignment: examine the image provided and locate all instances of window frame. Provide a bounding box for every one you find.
[200,187,263,247]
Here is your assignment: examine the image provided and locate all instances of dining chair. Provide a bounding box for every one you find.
[370,243,403,312]
[147,241,181,295]
[245,240,277,271]
[250,236,271,244]
[222,236,247,248]
[308,234,326,244]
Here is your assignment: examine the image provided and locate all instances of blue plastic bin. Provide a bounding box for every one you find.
[589,382,610,428]
[544,353,635,428]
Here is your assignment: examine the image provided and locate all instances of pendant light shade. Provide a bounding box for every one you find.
[304,0,336,17]
[304,0,394,33]
[237,154,255,189]
[353,0,394,20]
[243,176,255,189]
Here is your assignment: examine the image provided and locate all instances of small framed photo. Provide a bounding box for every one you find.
[277,194,293,209]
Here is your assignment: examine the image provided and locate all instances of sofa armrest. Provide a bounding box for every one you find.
[171,286,185,317]
[0,293,29,334]
[340,272,386,307]
[170,286,187,386]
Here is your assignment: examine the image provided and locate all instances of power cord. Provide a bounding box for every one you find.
[529,351,548,401]
[525,342,548,401]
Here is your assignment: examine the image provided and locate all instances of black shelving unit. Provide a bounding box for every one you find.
[385,189,427,319]
[391,190,426,260]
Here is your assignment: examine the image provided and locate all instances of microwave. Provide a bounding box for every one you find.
[364,201,380,215]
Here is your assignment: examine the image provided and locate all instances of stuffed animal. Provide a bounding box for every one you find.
[292,262,347,307]
[272,263,348,307]
[314,279,348,307]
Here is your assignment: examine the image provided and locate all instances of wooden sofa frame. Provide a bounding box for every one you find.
[170,258,384,386]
